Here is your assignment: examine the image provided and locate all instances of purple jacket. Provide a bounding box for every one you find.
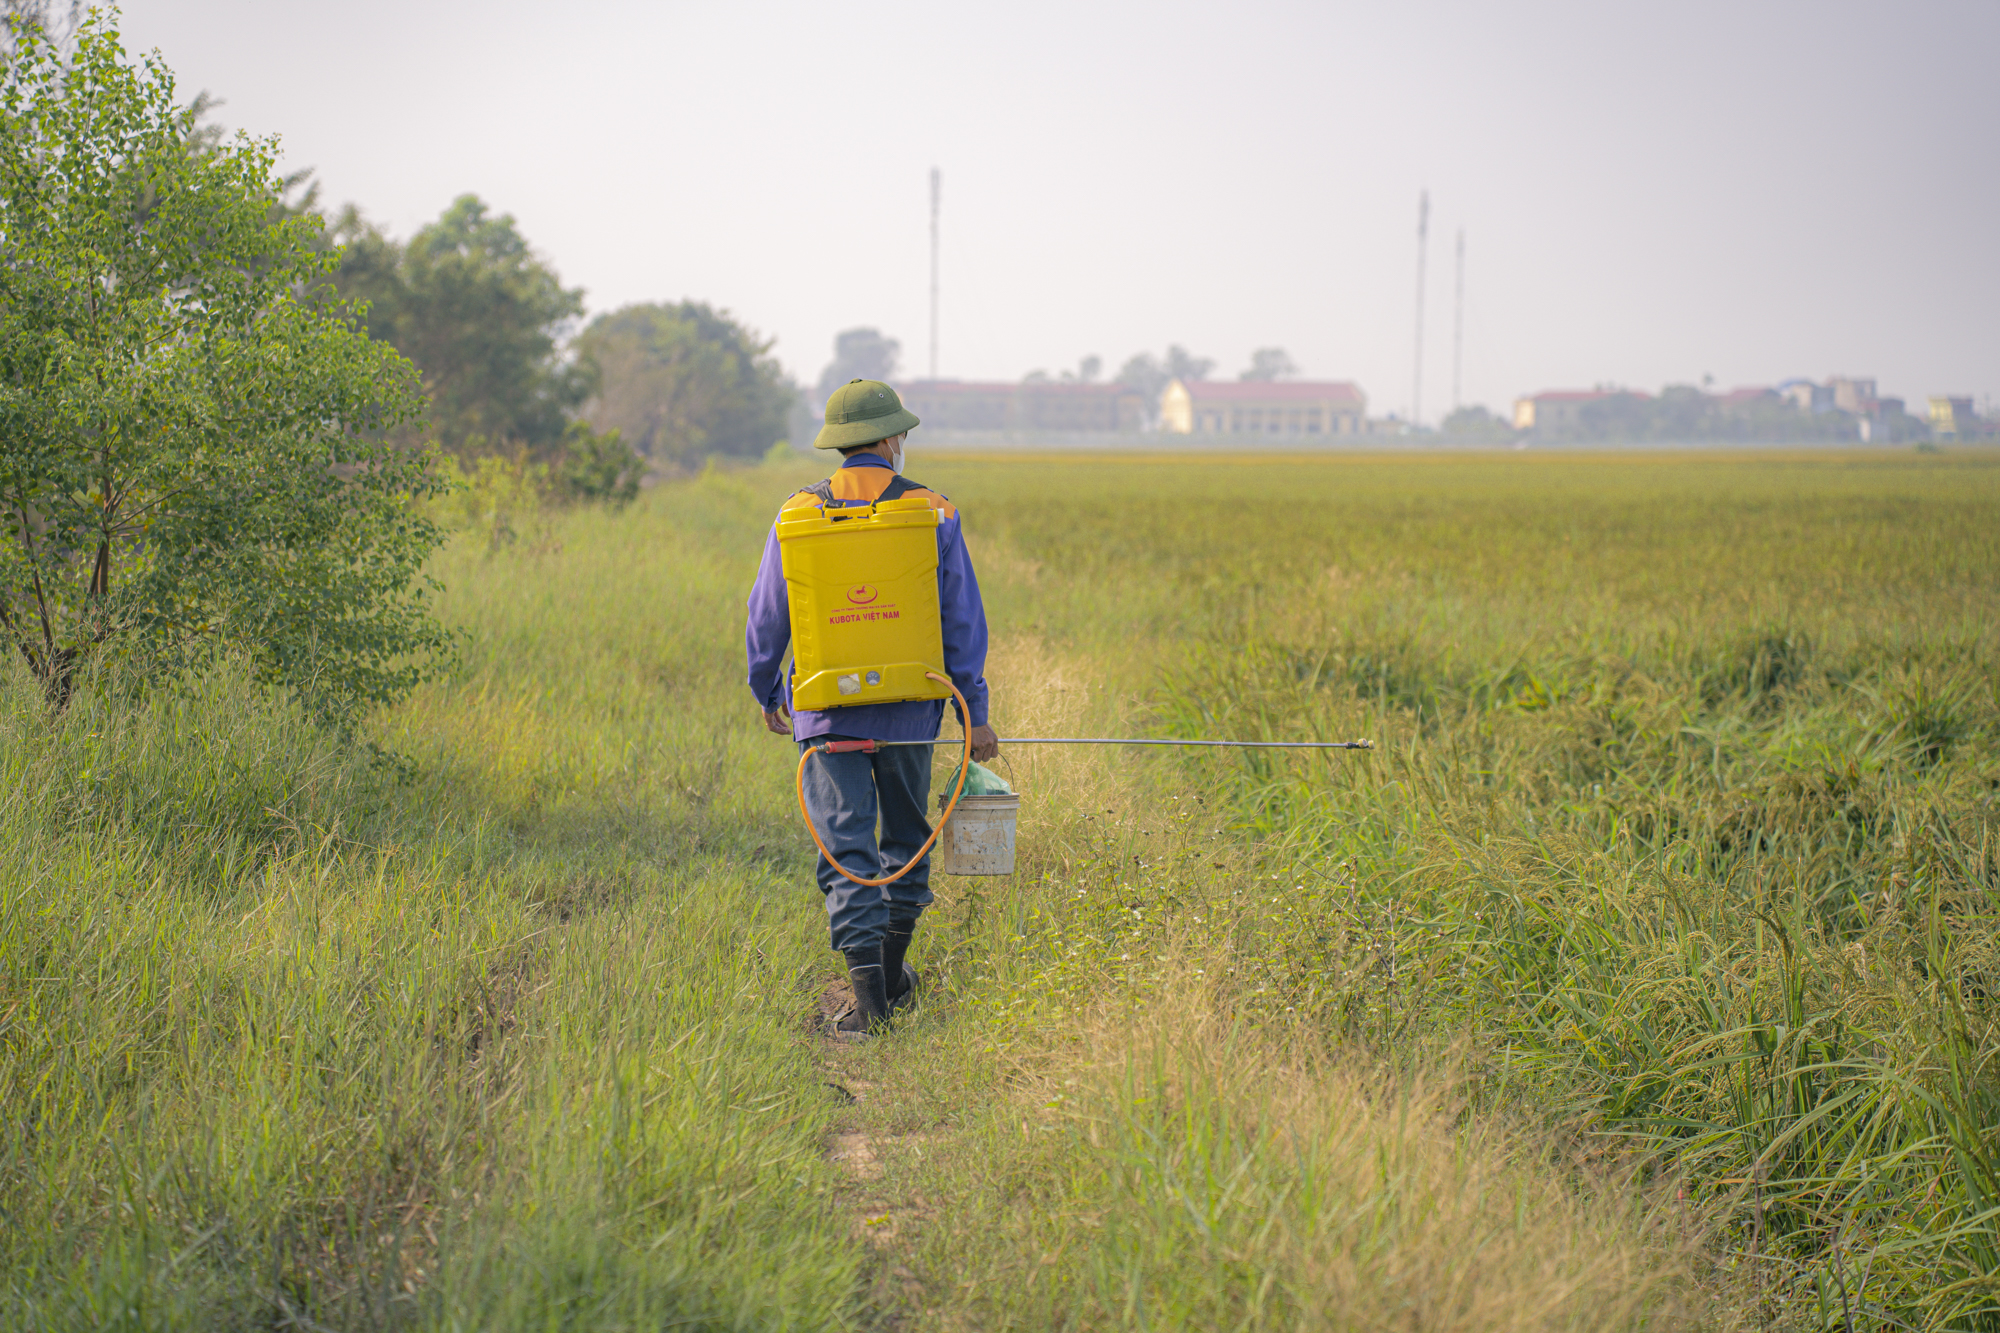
[745,454,990,741]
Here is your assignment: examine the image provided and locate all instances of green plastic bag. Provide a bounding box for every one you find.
[941,758,1012,799]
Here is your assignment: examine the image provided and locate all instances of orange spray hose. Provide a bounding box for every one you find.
[794,671,973,889]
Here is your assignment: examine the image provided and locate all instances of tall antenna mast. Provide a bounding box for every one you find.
[928,166,941,381]
[1451,227,1465,412]
[1411,189,1429,429]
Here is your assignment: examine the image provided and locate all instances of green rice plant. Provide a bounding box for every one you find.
[1086,451,1999,1328]
[5,447,1997,1327]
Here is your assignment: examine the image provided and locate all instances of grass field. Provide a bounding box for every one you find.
[4,449,1997,1330]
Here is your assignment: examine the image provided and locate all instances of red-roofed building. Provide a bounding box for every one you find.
[1159,379,1368,436]
[1717,387,1779,412]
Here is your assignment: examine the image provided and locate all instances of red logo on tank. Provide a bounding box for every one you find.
[846,584,879,604]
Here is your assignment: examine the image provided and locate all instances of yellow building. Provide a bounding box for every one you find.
[1928,396,1981,440]
[1928,394,1976,436]
[1159,380,1367,435]
[1512,389,1640,432]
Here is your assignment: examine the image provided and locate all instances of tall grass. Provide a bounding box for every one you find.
[0,485,868,1328]
[897,448,2000,1329]
[875,964,1701,1331]
[2,448,1993,1328]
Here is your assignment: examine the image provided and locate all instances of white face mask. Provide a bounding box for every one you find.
[890,439,906,472]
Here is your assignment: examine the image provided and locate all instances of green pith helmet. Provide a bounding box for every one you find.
[813,378,921,450]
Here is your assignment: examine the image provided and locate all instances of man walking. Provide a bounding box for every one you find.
[745,379,998,1039]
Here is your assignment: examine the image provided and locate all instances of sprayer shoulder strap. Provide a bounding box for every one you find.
[800,473,920,508]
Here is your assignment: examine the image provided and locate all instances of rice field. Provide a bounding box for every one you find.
[3,447,1996,1330]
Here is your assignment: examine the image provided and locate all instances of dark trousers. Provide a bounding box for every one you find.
[797,736,935,954]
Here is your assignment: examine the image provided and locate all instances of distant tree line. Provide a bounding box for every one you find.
[0,10,1345,728]
[1452,386,1930,445]
[1555,387,1870,444]
[1437,406,1517,441]
[0,11,818,727]
[327,199,797,491]
[817,329,901,402]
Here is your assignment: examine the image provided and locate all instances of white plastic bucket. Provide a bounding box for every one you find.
[935,793,1020,875]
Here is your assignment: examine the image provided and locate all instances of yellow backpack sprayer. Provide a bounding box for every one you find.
[777,493,974,887]
[778,493,1371,885]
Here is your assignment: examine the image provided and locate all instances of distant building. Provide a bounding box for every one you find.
[1829,376,1878,415]
[898,380,1147,433]
[1717,387,1779,413]
[1016,381,1148,432]
[1158,380,1367,436]
[1778,379,1834,414]
[1779,376,1888,419]
[1777,375,1935,442]
[1511,389,1647,432]
[1928,396,1991,441]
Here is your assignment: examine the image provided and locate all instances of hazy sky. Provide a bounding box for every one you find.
[124,0,1996,419]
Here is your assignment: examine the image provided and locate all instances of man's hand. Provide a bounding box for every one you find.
[968,724,999,763]
[762,706,792,736]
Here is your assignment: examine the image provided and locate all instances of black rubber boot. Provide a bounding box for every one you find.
[836,949,891,1041]
[883,924,920,1014]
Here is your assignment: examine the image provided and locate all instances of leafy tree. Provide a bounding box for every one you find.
[1522,385,1865,444]
[1439,405,1516,441]
[1163,344,1215,384]
[1,0,74,50]
[1574,391,1656,441]
[1063,355,1102,383]
[550,421,642,505]
[816,327,899,404]
[1116,346,1213,427]
[1240,347,1298,381]
[577,302,793,468]
[331,195,586,457]
[1115,352,1167,402]
[1651,384,1716,439]
[0,16,450,717]
[185,92,326,223]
